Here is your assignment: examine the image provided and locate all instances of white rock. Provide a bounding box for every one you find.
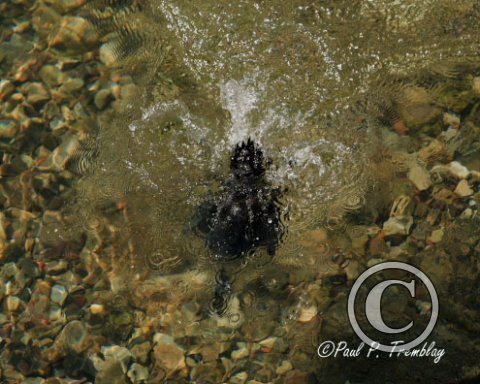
[408,164,432,191]
[101,345,132,373]
[259,337,277,349]
[127,363,149,383]
[383,216,413,236]
[460,208,474,219]
[49,305,65,322]
[6,296,22,312]
[454,179,473,197]
[298,305,318,323]
[90,304,106,315]
[50,284,68,306]
[429,229,444,243]
[432,161,470,179]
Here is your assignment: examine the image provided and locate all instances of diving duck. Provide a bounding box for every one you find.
[192,138,283,262]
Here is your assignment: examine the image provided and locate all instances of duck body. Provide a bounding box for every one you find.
[192,139,283,262]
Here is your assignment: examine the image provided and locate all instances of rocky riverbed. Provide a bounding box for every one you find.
[1,1,480,384]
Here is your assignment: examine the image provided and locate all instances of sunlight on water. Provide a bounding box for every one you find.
[23,0,478,382]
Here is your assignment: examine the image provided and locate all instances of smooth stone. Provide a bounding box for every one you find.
[276,360,293,375]
[383,216,413,236]
[48,16,98,52]
[99,41,120,67]
[102,345,132,373]
[429,229,444,243]
[37,133,80,171]
[460,208,474,219]
[60,78,85,93]
[61,320,89,353]
[94,89,113,109]
[49,305,65,322]
[25,82,50,104]
[7,296,22,312]
[32,5,62,39]
[229,372,248,384]
[298,305,318,323]
[90,303,106,315]
[95,360,127,384]
[44,0,87,12]
[432,161,470,179]
[0,119,19,138]
[454,179,473,197]
[50,284,68,305]
[259,337,277,349]
[0,80,15,100]
[39,65,66,87]
[153,333,175,346]
[130,341,151,365]
[153,337,185,371]
[408,164,432,191]
[127,363,149,383]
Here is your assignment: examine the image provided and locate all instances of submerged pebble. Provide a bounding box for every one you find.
[50,284,68,306]
[0,119,19,139]
[48,16,98,52]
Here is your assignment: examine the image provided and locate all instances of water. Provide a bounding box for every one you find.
[2,0,480,383]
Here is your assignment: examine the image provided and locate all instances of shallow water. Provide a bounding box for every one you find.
[1,0,480,383]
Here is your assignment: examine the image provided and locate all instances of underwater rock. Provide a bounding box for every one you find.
[153,333,186,372]
[0,80,15,101]
[383,216,413,237]
[398,86,442,129]
[50,284,68,306]
[472,77,480,95]
[408,164,432,191]
[24,82,50,105]
[44,0,87,13]
[454,179,473,197]
[418,139,450,164]
[48,16,98,52]
[230,371,248,384]
[191,138,283,261]
[0,119,19,139]
[39,65,66,87]
[127,363,149,383]
[432,161,470,179]
[443,112,460,128]
[60,320,89,354]
[276,360,293,375]
[94,89,113,110]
